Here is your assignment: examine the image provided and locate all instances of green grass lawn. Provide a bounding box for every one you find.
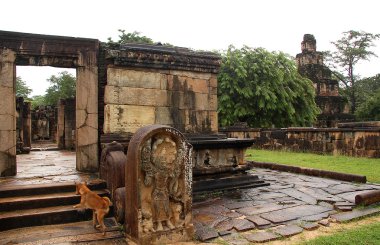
[246,149,380,183]
[300,221,380,245]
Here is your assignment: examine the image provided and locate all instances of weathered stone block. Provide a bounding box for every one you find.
[77,124,98,147]
[0,87,15,115]
[0,115,15,131]
[193,147,245,168]
[209,76,218,88]
[0,130,16,152]
[167,75,209,94]
[194,93,209,110]
[169,70,212,80]
[76,143,98,172]
[104,105,155,133]
[105,86,169,107]
[155,107,174,125]
[107,68,166,89]
[0,151,16,176]
[184,110,214,133]
[76,66,98,113]
[364,134,380,150]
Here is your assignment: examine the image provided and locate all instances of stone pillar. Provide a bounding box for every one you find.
[0,49,16,176]
[64,98,76,150]
[125,125,194,244]
[76,54,98,172]
[57,100,65,149]
[23,102,32,148]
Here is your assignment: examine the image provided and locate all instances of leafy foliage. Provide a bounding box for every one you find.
[16,76,32,98]
[325,30,380,113]
[218,45,319,128]
[43,71,76,106]
[107,29,154,45]
[107,29,173,47]
[30,95,45,109]
[354,74,380,120]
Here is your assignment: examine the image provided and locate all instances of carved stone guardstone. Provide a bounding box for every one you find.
[125,125,193,244]
[100,141,127,200]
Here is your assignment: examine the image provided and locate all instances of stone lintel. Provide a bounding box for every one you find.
[105,43,220,74]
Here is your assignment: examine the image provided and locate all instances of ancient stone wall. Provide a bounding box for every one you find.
[221,122,380,158]
[102,44,219,135]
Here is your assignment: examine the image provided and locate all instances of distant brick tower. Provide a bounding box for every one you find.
[296,34,354,127]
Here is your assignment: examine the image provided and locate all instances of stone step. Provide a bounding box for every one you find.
[0,217,124,244]
[0,180,106,198]
[0,203,114,232]
[193,174,269,193]
[0,189,109,212]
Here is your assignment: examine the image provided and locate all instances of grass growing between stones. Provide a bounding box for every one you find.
[300,221,380,245]
[246,149,380,183]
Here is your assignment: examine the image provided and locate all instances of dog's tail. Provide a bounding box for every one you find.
[103,196,113,206]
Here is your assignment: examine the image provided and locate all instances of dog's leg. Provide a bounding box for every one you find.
[96,211,107,235]
[93,210,97,227]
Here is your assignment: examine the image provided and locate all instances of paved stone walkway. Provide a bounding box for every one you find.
[193,168,380,243]
[0,150,97,187]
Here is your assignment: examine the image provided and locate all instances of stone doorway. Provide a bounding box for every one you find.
[0,31,100,177]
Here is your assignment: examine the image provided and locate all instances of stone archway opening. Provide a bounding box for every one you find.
[0,31,99,177]
[14,66,78,180]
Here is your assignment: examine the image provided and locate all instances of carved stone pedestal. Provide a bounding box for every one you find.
[125,125,193,244]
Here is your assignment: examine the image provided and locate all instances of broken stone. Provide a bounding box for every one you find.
[260,205,332,223]
[272,224,303,237]
[194,223,219,241]
[318,220,330,227]
[297,187,344,202]
[218,230,232,236]
[335,206,353,212]
[331,207,380,223]
[337,190,375,203]
[224,201,254,210]
[301,211,331,222]
[279,188,317,204]
[244,232,281,243]
[246,215,272,228]
[298,222,319,231]
[233,219,256,231]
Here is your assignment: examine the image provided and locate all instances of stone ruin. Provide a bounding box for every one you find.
[16,97,31,154]
[31,105,56,142]
[0,30,256,179]
[296,34,354,127]
[0,30,262,243]
[125,125,193,244]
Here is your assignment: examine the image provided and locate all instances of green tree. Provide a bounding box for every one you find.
[16,76,32,98]
[218,45,319,128]
[107,29,173,47]
[44,71,76,106]
[107,29,154,45]
[30,95,45,109]
[354,74,380,120]
[326,30,380,114]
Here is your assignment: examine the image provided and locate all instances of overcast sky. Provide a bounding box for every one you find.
[2,0,380,96]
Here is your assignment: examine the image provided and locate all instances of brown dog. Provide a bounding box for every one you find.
[73,182,112,235]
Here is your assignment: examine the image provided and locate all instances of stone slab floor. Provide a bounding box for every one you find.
[1,151,380,244]
[0,150,97,187]
[193,168,380,243]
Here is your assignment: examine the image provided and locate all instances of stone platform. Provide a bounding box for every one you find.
[1,151,380,243]
[0,150,97,186]
[192,168,380,243]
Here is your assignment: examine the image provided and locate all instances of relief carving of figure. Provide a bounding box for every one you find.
[141,136,184,232]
